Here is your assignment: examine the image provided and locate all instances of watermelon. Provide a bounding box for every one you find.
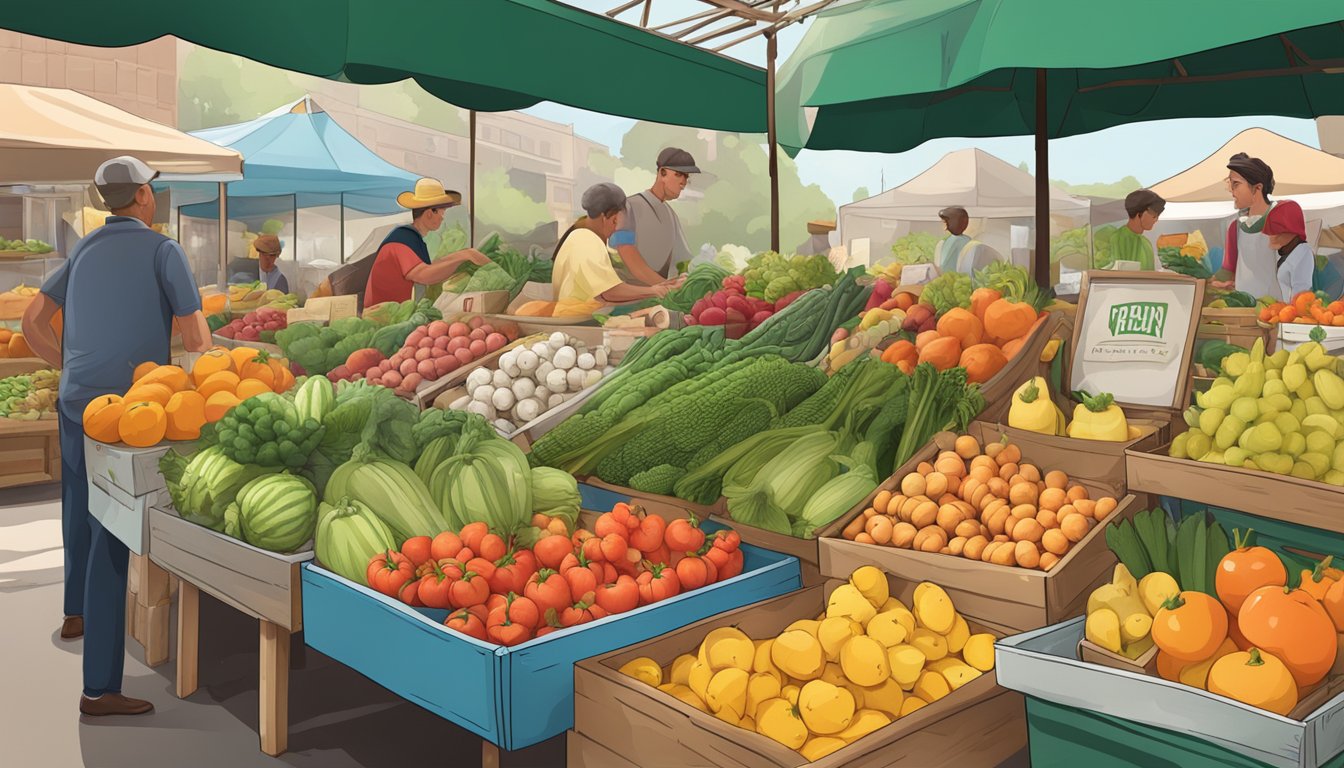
[429,440,532,534]
[234,473,317,553]
[315,498,397,585]
[293,375,334,424]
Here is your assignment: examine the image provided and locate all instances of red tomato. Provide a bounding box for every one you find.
[465,557,497,582]
[629,513,667,553]
[525,569,572,614]
[594,575,640,615]
[595,507,633,541]
[367,550,414,596]
[535,625,559,638]
[417,565,455,609]
[664,515,706,554]
[533,534,573,571]
[400,536,433,568]
[560,600,604,627]
[485,593,509,613]
[637,564,682,605]
[478,533,507,563]
[444,609,487,640]
[676,555,716,591]
[705,531,745,581]
[430,531,464,562]
[562,557,600,603]
[397,578,424,607]
[512,548,538,579]
[643,544,672,568]
[486,607,533,647]
[599,533,629,564]
[489,556,526,597]
[459,522,490,553]
[449,571,490,609]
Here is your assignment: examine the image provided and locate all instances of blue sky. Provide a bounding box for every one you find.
[530,1,1325,203]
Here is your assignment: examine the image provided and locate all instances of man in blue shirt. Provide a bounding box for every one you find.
[22,155,212,717]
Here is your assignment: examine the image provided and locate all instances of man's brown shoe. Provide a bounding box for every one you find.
[80,694,154,717]
[60,616,83,639]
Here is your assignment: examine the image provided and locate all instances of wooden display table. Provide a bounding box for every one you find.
[149,504,309,756]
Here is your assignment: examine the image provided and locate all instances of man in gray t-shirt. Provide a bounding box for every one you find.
[609,147,698,284]
[23,156,213,718]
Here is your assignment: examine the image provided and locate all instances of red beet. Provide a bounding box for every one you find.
[699,306,727,325]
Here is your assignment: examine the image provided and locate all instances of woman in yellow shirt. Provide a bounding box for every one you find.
[552,183,681,316]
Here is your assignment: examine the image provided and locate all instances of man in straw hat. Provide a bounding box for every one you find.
[364,178,489,306]
[22,155,213,717]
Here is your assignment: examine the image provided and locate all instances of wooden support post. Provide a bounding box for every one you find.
[1034,68,1051,291]
[481,741,501,768]
[766,30,780,254]
[259,619,290,756]
[176,581,199,698]
[469,110,477,249]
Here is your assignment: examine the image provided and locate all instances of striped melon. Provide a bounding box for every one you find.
[315,498,397,585]
[293,375,334,424]
[234,473,317,553]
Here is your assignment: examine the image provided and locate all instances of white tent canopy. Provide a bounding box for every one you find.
[839,149,1090,258]
[1151,128,1344,203]
[0,84,242,185]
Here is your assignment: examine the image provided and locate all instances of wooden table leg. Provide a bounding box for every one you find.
[482,741,501,768]
[130,554,172,667]
[176,581,199,698]
[259,619,290,757]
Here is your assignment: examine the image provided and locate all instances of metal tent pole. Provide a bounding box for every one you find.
[339,192,345,264]
[469,110,477,248]
[1034,68,1050,290]
[767,30,780,254]
[218,182,228,292]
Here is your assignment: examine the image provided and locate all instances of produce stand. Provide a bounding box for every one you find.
[148,503,311,756]
[0,358,60,490]
[967,420,1164,499]
[997,617,1344,768]
[84,437,187,667]
[571,572,1026,767]
[300,538,800,760]
[1198,307,1273,352]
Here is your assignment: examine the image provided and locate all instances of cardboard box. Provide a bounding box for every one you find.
[438,290,510,315]
[1077,637,1159,677]
[148,505,311,631]
[83,436,183,497]
[88,474,166,555]
[998,616,1344,768]
[1126,443,1344,535]
[816,434,1139,634]
[300,538,801,750]
[967,419,1165,498]
[572,580,1026,768]
[1280,323,1344,354]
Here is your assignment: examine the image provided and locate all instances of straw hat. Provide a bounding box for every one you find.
[253,234,282,255]
[397,178,462,210]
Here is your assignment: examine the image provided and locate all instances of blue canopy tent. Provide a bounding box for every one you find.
[170,95,420,279]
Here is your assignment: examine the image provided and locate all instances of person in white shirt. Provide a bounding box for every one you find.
[610,147,698,284]
[1261,199,1314,302]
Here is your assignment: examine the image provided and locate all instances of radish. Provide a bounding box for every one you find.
[427,320,449,337]
[469,327,487,342]
[469,339,487,356]
[449,321,470,337]
[485,333,506,352]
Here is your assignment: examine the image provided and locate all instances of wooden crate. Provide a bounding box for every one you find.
[1077,638,1159,677]
[1126,442,1344,535]
[573,581,1025,768]
[815,435,1139,634]
[149,504,312,757]
[967,419,1165,499]
[84,437,180,497]
[0,417,59,489]
[87,473,164,556]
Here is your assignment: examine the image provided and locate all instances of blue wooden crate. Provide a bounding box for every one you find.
[301,539,800,750]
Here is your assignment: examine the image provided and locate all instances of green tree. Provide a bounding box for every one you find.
[1051,176,1144,198]
[474,168,552,238]
[852,186,871,202]
[178,46,304,130]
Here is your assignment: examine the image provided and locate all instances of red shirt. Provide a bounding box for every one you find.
[364,242,423,306]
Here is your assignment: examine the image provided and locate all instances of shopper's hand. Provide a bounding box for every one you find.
[460,248,492,266]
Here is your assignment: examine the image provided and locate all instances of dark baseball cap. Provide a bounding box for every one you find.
[656,147,701,174]
[94,155,160,208]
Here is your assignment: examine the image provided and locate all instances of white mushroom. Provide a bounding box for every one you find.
[576,352,596,371]
[466,400,496,420]
[515,398,543,423]
[472,384,495,403]
[548,331,567,350]
[534,385,551,402]
[535,361,555,383]
[511,378,536,401]
[449,394,472,410]
[466,367,493,391]
[491,369,512,389]
[501,361,521,378]
[531,342,551,360]
[492,387,516,411]
[499,349,518,371]
[594,347,608,368]
[516,349,539,373]
[566,367,587,392]
[584,369,603,388]
[545,368,569,392]
[494,418,514,432]
[547,393,567,409]
[553,345,578,370]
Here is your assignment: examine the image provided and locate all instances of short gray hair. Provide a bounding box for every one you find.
[581,183,626,218]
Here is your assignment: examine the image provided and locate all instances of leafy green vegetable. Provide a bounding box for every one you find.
[661,263,731,313]
[919,272,972,315]
[741,251,838,302]
[1159,248,1212,279]
[462,261,517,293]
[210,393,326,469]
[893,363,984,471]
[887,232,938,265]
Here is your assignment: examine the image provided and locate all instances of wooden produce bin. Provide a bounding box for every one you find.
[149,504,311,756]
[815,435,1139,635]
[0,358,60,489]
[85,437,190,667]
[966,420,1165,499]
[410,331,538,410]
[300,537,801,755]
[1198,306,1274,352]
[998,617,1344,768]
[572,577,1025,768]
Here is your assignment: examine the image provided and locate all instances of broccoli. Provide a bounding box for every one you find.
[212,393,325,469]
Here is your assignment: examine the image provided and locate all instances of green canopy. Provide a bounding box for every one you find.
[777,0,1344,153]
[1,0,766,132]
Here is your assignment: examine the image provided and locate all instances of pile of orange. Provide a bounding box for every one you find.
[1259,291,1344,326]
[83,346,294,447]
